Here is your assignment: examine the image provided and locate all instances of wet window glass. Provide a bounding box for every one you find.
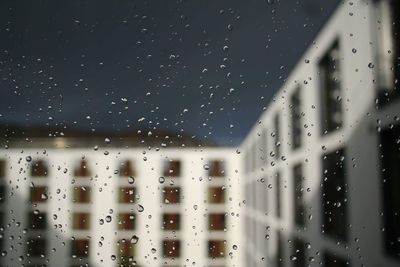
[0,0,399,266]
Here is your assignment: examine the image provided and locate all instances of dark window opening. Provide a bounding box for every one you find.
[74,159,91,177]
[30,186,48,203]
[117,213,136,230]
[0,186,5,203]
[290,86,302,149]
[208,213,226,231]
[118,187,136,204]
[162,240,180,258]
[117,239,135,265]
[274,114,281,159]
[208,160,225,177]
[119,159,135,177]
[162,187,180,204]
[276,231,283,267]
[71,239,89,258]
[31,160,48,177]
[293,164,305,227]
[376,0,400,105]
[26,238,46,257]
[208,186,225,204]
[163,160,181,177]
[29,212,47,230]
[275,172,282,218]
[162,213,180,231]
[380,124,400,258]
[321,148,348,242]
[324,251,349,267]
[72,186,91,203]
[292,238,306,267]
[319,40,342,134]
[208,240,226,258]
[0,160,5,177]
[72,213,91,230]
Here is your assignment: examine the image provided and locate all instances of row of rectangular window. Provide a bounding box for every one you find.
[247,123,400,261]
[67,212,227,231]
[24,238,227,259]
[245,148,348,242]
[28,184,225,206]
[24,159,226,177]
[244,41,343,174]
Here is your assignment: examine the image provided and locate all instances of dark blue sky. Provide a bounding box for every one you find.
[0,0,339,146]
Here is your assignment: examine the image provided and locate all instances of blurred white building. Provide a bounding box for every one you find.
[241,0,400,266]
[0,147,243,267]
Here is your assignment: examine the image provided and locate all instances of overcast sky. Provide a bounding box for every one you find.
[0,0,340,146]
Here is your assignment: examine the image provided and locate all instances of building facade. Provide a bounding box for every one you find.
[0,148,242,267]
[241,0,400,266]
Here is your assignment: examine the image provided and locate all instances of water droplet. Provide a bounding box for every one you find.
[130,235,139,244]
[137,205,144,212]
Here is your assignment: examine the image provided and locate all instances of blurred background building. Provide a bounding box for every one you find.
[0,128,242,267]
[0,0,399,266]
[241,0,400,266]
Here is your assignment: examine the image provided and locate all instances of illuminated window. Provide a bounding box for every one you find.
[208,213,226,231]
[74,159,91,177]
[162,213,180,230]
[208,240,226,258]
[118,187,136,203]
[31,160,48,177]
[162,240,180,258]
[207,186,225,204]
[119,159,135,177]
[208,160,225,177]
[72,186,91,203]
[117,213,136,230]
[163,160,181,177]
[162,187,180,204]
[72,213,91,230]
[71,239,89,258]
